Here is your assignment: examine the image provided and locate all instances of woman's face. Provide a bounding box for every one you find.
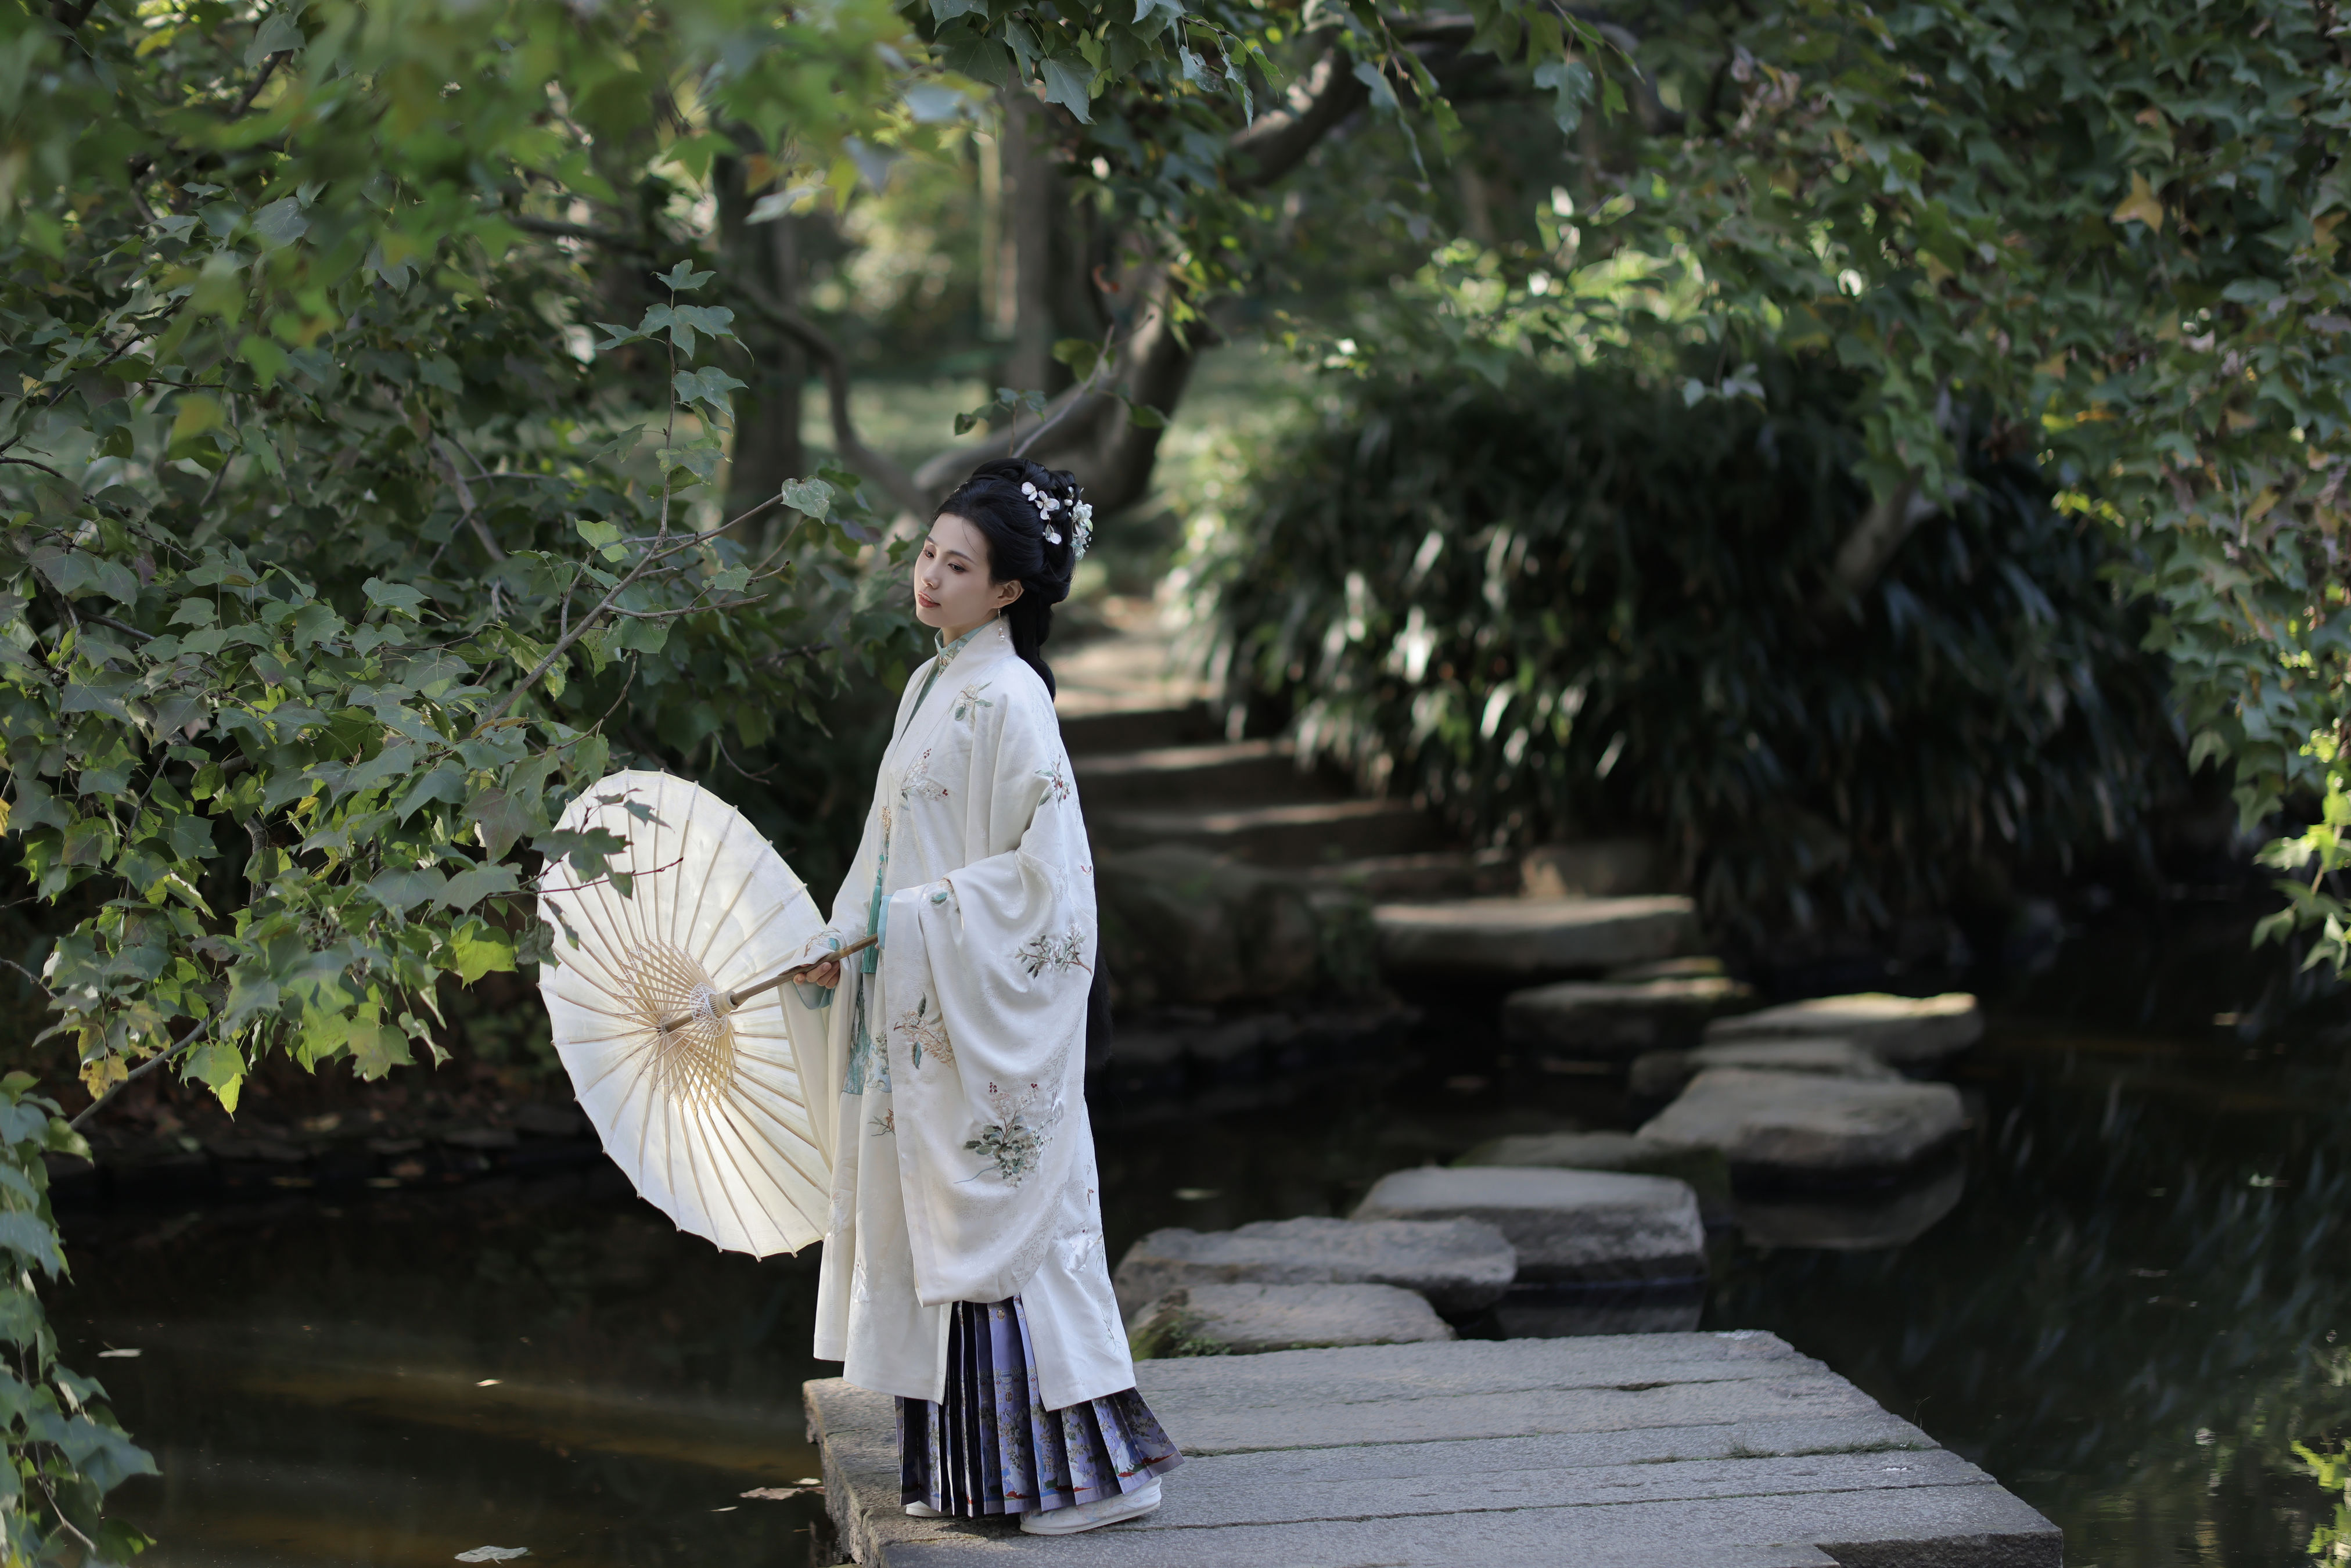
[912,512,1021,636]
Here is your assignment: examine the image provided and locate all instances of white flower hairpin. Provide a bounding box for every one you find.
[1021,479,1092,560]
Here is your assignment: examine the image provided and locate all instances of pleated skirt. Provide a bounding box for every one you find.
[897,1297,1185,1517]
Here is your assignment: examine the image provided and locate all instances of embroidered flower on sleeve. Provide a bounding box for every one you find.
[964,1080,1063,1185]
[893,994,954,1068]
[1034,756,1073,803]
[1016,926,1091,978]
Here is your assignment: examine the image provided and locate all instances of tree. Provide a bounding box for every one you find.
[0,0,1593,1548]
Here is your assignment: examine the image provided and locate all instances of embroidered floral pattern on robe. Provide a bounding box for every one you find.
[1016,927,1090,978]
[896,994,954,1069]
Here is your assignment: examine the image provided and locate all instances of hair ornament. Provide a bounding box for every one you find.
[1044,527,1063,544]
[1069,498,1094,562]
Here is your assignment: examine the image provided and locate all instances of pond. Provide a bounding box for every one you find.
[51,900,2351,1567]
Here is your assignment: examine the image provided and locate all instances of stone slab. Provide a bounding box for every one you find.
[806,1333,2061,1567]
[1630,1037,1900,1100]
[1374,896,1701,976]
[1501,974,1757,1056]
[1638,1067,1967,1176]
[1114,1215,1516,1318]
[1453,1131,1730,1203]
[1126,1282,1455,1357]
[1704,991,1984,1066]
[1352,1165,1706,1283]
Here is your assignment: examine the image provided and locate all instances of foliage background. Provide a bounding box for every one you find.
[1196,351,2184,943]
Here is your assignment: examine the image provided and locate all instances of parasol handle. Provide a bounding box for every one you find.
[658,934,879,1033]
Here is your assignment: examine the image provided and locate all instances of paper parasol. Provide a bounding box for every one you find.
[536,769,837,1257]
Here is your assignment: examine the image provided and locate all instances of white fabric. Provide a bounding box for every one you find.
[788,619,1133,1409]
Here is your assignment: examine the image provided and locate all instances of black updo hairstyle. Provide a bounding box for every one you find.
[935,457,1083,696]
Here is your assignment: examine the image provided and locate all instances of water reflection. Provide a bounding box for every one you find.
[46,907,2351,1567]
[56,1171,836,1567]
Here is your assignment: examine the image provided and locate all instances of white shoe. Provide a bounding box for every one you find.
[1018,1480,1162,1535]
[904,1501,944,1517]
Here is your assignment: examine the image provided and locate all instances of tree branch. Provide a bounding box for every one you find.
[1815,480,1940,617]
[728,279,932,517]
[1228,41,1374,191]
[71,1019,210,1131]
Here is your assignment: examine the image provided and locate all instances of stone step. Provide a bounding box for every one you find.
[1702,991,1983,1067]
[1072,739,1335,810]
[1453,1131,1730,1207]
[1127,1283,1455,1357]
[1637,1067,1967,1179]
[1501,973,1756,1059]
[1351,1166,1706,1285]
[807,1335,2062,1568]
[1096,799,1443,866]
[1629,1037,1899,1102]
[1114,1217,1518,1319]
[1375,896,1701,977]
[1055,701,1218,756]
[1302,847,1520,902]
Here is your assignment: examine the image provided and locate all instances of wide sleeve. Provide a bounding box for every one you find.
[775,772,886,1177]
[878,675,1097,1307]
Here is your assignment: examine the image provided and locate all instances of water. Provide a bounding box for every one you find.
[52,904,2351,1567]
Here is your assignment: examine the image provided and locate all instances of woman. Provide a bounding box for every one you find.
[788,458,1183,1535]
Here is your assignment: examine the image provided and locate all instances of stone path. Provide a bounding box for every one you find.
[805,1333,2060,1566]
[1055,604,1703,975]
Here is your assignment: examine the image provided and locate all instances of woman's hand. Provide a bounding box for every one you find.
[803,958,842,989]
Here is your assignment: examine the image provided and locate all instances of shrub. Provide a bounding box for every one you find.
[1197,357,2180,944]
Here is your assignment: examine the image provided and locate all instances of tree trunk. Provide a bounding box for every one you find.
[716,156,807,534]
[1002,88,1063,398]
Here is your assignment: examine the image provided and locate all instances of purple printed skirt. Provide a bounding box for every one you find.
[897,1297,1184,1517]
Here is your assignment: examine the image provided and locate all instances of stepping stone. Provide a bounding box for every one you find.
[1519,837,1666,898]
[1501,973,1756,1058]
[1608,954,1726,981]
[1454,1129,1728,1195]
[1704,991,1983,1066]
[1630,1037,1900,1101]
[1350,1166,1706,1283]
[807,1335,2063,1568]
[1374,895,1701,977]
[1072,739,1324,810]
[1100,799,1441,866]
[1127,1283,1454,1357]
[1638,1067,1966,1177]
[1113,1217,1518,1319]
[1732,1162,1966,1251]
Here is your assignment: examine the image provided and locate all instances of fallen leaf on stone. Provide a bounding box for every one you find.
[454,1549,528,1562]
[740,1487,811,1501]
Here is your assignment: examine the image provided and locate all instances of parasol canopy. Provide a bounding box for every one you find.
[535,769,836,1256]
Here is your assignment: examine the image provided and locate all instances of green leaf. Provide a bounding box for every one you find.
[655,262,717,294]
[464,786,535,859]
[440,864,521,909]
[346,1016,410,1080]
[0,1214,63,1278]
[362,578,427,617]
[1039,57,1096,123]
[182,1040,246,1114]
[450,920,516,983]
[779,476,834,517]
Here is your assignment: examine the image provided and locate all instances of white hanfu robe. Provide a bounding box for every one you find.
[785,617,1134,1411]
